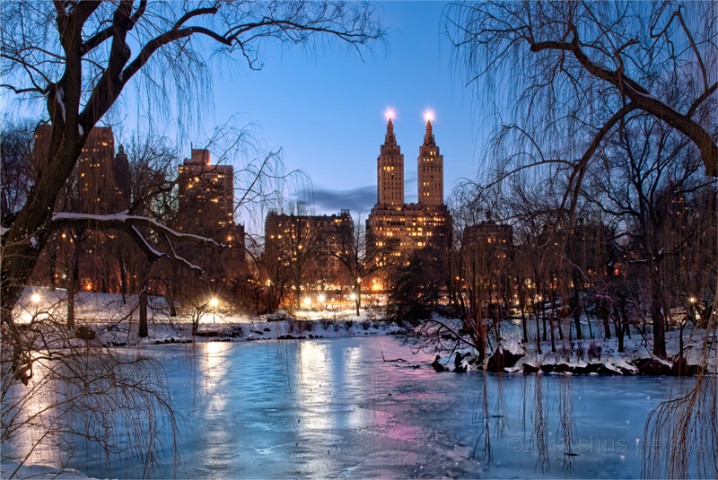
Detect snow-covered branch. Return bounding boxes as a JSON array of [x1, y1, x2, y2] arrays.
[[50, 211, 224, 273]]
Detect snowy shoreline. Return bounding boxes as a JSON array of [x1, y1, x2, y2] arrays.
[[11, 288, 717, 377]]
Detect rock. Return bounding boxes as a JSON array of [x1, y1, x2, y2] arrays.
[[540, 364, 555, 373], [635, 358, 672, 375], [552, 363, 570, 373], [432, 355, 448, 372], [671, 357, 703, 376], [487, 347, 525, 372], [523, 363, 540, 374]]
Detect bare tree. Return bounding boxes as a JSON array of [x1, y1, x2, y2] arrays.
[[448, 0, 718, 192], [583, 113, 711, 358], [1, 301, 177, 477], [0, 119, 36, 225], [328, 216, 383, 315], [0, 0, 383, 325]]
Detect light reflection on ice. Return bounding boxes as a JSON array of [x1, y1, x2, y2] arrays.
[[4, 337, 708, 479]]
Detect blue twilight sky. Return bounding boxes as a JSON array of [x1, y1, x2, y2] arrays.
[[179, 1, 494, 227], [4, 2, 497, 232]]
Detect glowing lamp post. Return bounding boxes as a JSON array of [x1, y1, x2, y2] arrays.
[[302, 296, 312, 309], [207, 297, 220, 323]]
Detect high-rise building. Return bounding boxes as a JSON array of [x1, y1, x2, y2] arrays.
[[31, 124, 131, 292], [177, 149, 234, 231], [377, 118, 404, 208], [264, 210, 353, 293], [367, 118, 452, 277], [33, 124, 130, 214], [417, 120, 443, 206], [176, 149, 246, 284]]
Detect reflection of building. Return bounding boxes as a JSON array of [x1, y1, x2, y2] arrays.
[[264, 210, 353, 292], [366, 119, 452, 269], [176, 149, 246, 284]]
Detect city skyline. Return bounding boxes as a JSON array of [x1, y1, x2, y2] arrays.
[[118, 2, 488, 223]]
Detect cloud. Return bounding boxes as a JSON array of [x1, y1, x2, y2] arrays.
[[295, 171, 420, 215], [296, 185, 377, 215]]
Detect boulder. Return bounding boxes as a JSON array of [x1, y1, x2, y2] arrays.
[[635, 358, 672, 375], [487, 347, 525, 372]]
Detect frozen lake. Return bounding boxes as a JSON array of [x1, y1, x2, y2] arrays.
[[5, 336, 703, 478]]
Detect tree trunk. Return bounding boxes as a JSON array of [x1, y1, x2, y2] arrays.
[[119, 255, 127, 303], [66, 269, 75, 330], [649, 271, 667, 359], [1, 130, 85, 326], [570, 287, 583, 340], [48, 243, 57, 290], [169, 261, 178, 317], [67, 240, 81, 329], [586, 310, 594, 339], [138, 263, 152, 338]]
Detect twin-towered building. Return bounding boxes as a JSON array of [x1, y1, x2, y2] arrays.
[[262, 116, 453, 295], [366, 118, 452, 266]]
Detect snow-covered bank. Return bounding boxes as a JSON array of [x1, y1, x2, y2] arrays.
[[0, 462, 91, 480], [425, 315, 717, 376], [11, 288, 716, 375], [11, 288, 403, 347]]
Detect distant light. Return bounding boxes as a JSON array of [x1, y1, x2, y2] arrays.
[[350, 293, 357, 301], [208, 297, 219, 308], [688, 296, 697, 304], [30, 293, 42, 304], [302, 297, 312, 307], [384, 108, 396, 121], [318, 294, 326, 303], [423, 109, 435, 123]]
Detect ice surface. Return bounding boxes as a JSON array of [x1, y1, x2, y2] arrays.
[[8, 336, 704, 479]]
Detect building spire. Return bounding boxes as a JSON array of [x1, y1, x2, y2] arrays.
[[423, 119, 435, 146], [385, 118, 396, 145], [380, 117, 401, 156]]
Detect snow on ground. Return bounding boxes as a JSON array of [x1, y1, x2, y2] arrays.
[[1, 462, 90, 480], [487, 317, 717, 375], [12, 287, 717, 375], [12, 288, 402, 347]]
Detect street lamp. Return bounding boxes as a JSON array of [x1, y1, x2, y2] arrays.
[[302, 296, 312, 308], [208, 297, 219, 309], [30, 293, 42, 305]]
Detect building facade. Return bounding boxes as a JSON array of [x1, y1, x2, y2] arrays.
[[264, 210, 354, 302], [366, 119, 452, 276], [177, 149, 235, 232], [33, 124, 131, 214], [176, 149, 246, 286], [31, 125, 132, 292]]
